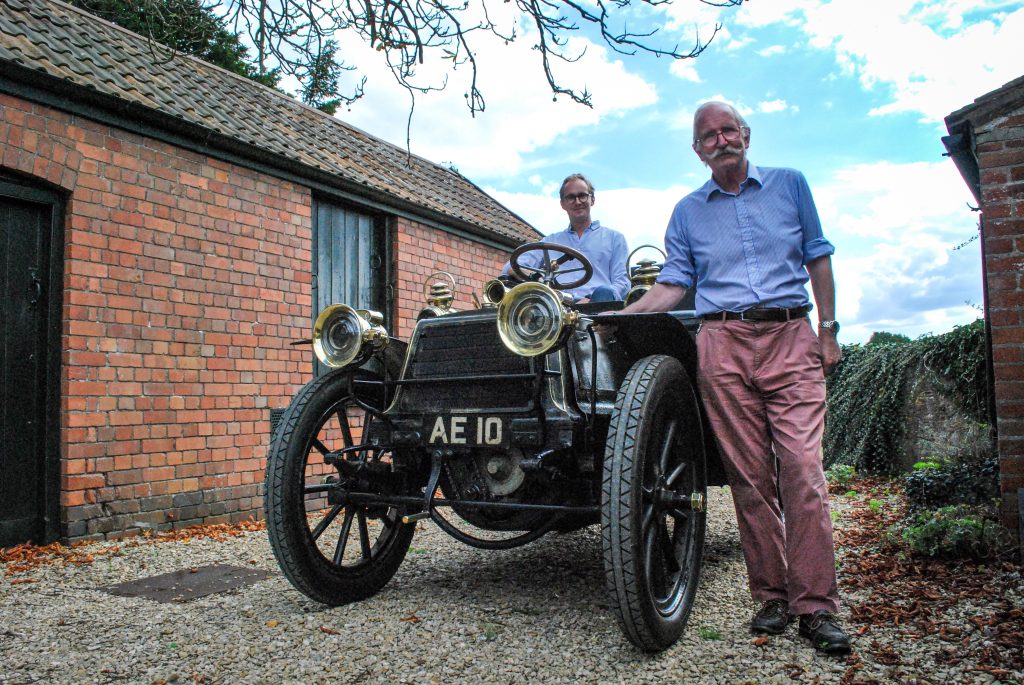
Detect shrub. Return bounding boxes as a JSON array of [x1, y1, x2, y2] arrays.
[[825, 464, 856, 489], [912, 460, 942, 470], [901, 454, 1000, 512], [890, 505, 1013, 560]]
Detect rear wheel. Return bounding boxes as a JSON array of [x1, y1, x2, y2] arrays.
[[602, 354, 707, 651], [265, 369, 415, 605]]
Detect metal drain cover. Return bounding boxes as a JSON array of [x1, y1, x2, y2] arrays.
[[101, 564, 272, 603]]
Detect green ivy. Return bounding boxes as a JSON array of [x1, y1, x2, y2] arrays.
[[824, 319, 989, 473], [887, 504, 1013, 560]]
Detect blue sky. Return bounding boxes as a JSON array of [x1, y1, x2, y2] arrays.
[[317, 0, 1022, 344]]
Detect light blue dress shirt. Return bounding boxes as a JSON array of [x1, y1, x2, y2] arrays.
[[504, 221, 631, 301], [656, 164, 835, 316]]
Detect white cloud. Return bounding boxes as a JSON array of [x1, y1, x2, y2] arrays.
[[730, 0, 1024, 123], [811, 161, 982, 342], [723, 35, 754, 51], [757, 45, 786, 57], [332, 24, 658, 180], [757, 99, 796, 114], [669, 58, 702, 83]]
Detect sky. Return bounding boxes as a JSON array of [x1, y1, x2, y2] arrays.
[[309, 0, 1022, 344]]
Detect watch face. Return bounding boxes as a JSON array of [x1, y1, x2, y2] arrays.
[[820, 320, 840, 332]]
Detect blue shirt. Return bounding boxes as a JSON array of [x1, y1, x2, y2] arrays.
[[504, 221, 631, 300], [656, 164, 834, 316]]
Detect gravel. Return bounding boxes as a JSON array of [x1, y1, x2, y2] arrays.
[[1, 487, 1020, 685]]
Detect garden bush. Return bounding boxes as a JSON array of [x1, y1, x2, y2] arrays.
[[901, 455, 1000, 512], [888, 504, 1013, 561]]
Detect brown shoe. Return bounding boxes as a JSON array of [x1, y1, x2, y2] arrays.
[[799, 610, 852, 655], [751, 599, 793, 635]]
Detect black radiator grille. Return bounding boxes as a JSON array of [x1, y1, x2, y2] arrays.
[[397, 314, 534, 412]]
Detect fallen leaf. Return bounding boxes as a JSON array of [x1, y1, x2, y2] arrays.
[[752, 636, 768, 646], [319, 626, 340, 635], [265, 620, 280, 627], [400, 614, 420, 623]]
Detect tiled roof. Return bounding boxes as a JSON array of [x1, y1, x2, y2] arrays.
[[0, 0, 540, 244], [945, 74, 1024, 131]]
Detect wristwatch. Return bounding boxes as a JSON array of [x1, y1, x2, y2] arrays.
[[818, 320, 840, 334]]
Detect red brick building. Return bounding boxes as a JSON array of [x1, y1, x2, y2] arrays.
[[0, 0, 539, 545], [944, 75, 1024, 543]]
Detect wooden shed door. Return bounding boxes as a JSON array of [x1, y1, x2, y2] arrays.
[[0, 181, 62, 546], [312, 200, 389, 376]]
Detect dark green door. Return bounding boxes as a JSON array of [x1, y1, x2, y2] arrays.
[[0, 181, 62, 547], [312, 200, 389, 377]]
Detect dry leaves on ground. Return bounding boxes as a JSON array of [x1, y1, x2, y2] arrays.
[[834, 478, 1023, 682], [0, 518, 266, 576]]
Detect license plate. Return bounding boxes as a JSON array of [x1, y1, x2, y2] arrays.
[[426, 415, 506, 446]]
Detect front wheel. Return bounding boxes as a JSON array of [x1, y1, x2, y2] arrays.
[[265, 369, 415, 605], [602, 355, 708, 651]]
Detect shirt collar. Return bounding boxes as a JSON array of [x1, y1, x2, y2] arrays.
[[562, 220, 601, 234], [701, 163, 763, 201]]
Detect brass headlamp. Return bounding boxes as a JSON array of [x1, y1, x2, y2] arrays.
[[312, 304, 389, 368], [497, 282, 579, 357], [482, 278, 511, 306]]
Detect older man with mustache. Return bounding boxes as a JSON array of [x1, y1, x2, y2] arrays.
[[612, 101, 850, 655]]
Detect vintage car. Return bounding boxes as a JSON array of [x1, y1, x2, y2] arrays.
[[264, 242, 726, 652]]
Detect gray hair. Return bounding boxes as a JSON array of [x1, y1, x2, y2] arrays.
[[559, 173, 595, 198], [692, 101, 749, 145]]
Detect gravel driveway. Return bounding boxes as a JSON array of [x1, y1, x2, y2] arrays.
[[1, 487, 1020, 685]]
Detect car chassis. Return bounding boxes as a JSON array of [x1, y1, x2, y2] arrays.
[[264, 242, 726, 651]]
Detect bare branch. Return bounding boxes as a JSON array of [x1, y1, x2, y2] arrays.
[[211, 0, 739, 115]]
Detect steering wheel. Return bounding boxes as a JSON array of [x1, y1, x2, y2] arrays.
[[509, 242, 594, 291]]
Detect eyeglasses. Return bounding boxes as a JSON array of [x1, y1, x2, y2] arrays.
[[695, 126, 747, 149], [561, 192, 593, 204]]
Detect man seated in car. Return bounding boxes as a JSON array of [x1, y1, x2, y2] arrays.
[[502, 173, 630, 303]]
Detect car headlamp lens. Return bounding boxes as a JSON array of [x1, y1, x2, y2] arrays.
[[497, 283, 576, 356], [313, 304, 388, 368]]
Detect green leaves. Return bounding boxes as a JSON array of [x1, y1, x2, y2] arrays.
[[697, 626, 721, 640], [889, 505, 1013, 560], [824, 319, 988, 474]]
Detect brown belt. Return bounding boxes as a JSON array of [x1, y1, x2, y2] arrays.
[[702, 306, 810, 322]]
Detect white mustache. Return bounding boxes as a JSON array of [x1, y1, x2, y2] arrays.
[[705, 145, 744, 159]]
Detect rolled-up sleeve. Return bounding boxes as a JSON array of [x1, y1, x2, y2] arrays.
[[794, 171, 835, 264]]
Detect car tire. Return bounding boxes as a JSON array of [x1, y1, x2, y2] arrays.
[[601, 354, 708, 652], [265, 368, 415, 605]]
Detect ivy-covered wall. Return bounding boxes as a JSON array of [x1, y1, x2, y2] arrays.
[[825, 320, 989, 473]]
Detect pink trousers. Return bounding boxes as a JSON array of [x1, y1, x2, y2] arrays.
[[697, 318, 840, 615]]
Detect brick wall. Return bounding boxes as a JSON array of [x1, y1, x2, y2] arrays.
[[3, 94, 313, 540], [977, 103, 1024, 534], [392, 218, 509, 337], [1, 94, 517, 542]]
